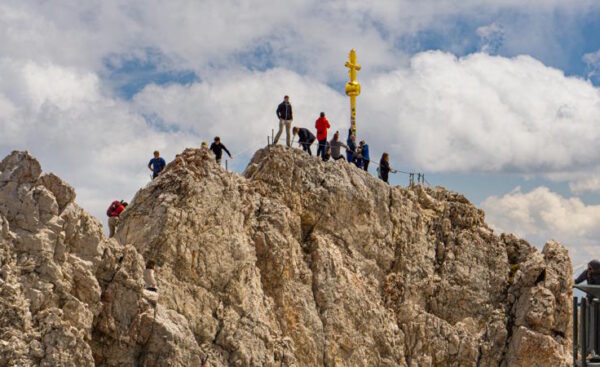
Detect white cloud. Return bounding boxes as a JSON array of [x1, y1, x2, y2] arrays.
[[481, 186, 600, 269], [0, 59, 199, 225], [361, 52, 600, 175], [583, 49, 600, 79], [569, 175, 600, 194]]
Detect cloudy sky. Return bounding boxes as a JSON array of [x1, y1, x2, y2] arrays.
[[1, 1, 600, 273]]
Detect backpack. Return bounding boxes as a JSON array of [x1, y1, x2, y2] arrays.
[[107, 200, 120, 217]]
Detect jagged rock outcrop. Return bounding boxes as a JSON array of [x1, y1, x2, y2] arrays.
[[0, 147, 573, 366]]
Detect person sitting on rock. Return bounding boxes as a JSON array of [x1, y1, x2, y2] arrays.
[[144, 260, 158, 292], [148, 150, 166, 179], [292, 127, 316, 156], [575, 260, 600, 285], [209, 136, 232, 165], [329, 131, 348, 161], [106, 200, 127, 238]]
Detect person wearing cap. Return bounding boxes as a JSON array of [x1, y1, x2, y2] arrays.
[[293, 126, 316, 155], [274, 95, 293, 147]]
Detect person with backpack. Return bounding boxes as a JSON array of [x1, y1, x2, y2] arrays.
[[357, 140, 370, 171], [210, 136, 232, 164], [148, 151, 166, 179], [106, 200, 128, 237], [378, 152, 396, 184], [346, 129, 357, 164], [315, 112, 330, 161], [292, 126, 316, 155], [329, 131, 348, 161], [274, 95, 293, 147]]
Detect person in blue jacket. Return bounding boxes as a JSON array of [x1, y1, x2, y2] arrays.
[[148, 150, 166, 179], [346, 129, 357, 163], [357, 140, 370, 171]]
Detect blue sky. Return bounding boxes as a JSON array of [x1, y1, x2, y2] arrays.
[[1, 1, 600, 272]]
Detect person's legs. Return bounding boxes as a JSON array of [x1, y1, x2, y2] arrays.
[[317, 139, 326, 160], [108, 217, 118, 238], [284, 120, 292, 147], [273, 119, 284, 145], [302, 143, 312, 155], [363, 161, 369, 171]]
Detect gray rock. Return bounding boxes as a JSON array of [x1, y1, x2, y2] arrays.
[[0, 148, 573, 366]]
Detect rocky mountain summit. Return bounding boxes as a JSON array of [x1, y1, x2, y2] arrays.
[[0, 146, 573, 366]]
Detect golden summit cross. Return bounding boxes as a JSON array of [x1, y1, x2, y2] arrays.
[[344, 49, 361, 136]]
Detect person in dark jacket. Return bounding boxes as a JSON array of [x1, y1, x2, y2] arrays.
[[274, 95, 293, 147], [378, 152, 396, 184], [292, 127, 316, 155], [357, 140, 370, 171], [209, 136, 232, 164], [575, 260, 600, 285], [346, 129, 357, 163]]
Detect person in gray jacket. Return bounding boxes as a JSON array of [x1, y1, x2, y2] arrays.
[[575, 260, 600, 285], [329, 131, 348, 161]]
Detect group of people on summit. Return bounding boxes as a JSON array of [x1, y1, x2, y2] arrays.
[[275, 95, 396, 183], [107, 94, 400, 295]]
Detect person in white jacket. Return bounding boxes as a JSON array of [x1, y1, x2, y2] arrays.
[[144, 260, 158, 292]]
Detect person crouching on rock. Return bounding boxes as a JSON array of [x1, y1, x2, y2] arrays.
[[575, 260, 600, 285], [292, 126, 316, 156], [329, 131, 348, 161], [209, 136, 232, 165], [106, 200, 127, 238], [144, 260, 158, 292]]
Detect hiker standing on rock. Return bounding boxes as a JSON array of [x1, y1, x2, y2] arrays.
[[106, 200, 127, 238], [329, 131, 348, 161], [346, 129, 357, 164], [378, 152, 396, 184], [292, 127, 316, 156], [357, 140, 370, 171], [274, 95, 293, 147], [210, 136, 232, 165], [148, 151, 166, 179], [315, 112, 330, 161], [144, 260, 158, 292]]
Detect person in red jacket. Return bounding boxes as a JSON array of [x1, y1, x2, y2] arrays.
[[315, 112, 330, 161], [107, 200, 128, 237]]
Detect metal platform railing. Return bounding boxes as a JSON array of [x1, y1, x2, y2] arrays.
[[574, 285, 600, 367]]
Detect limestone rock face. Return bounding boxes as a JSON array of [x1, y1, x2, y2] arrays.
[[0, 147, 573, 366]]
